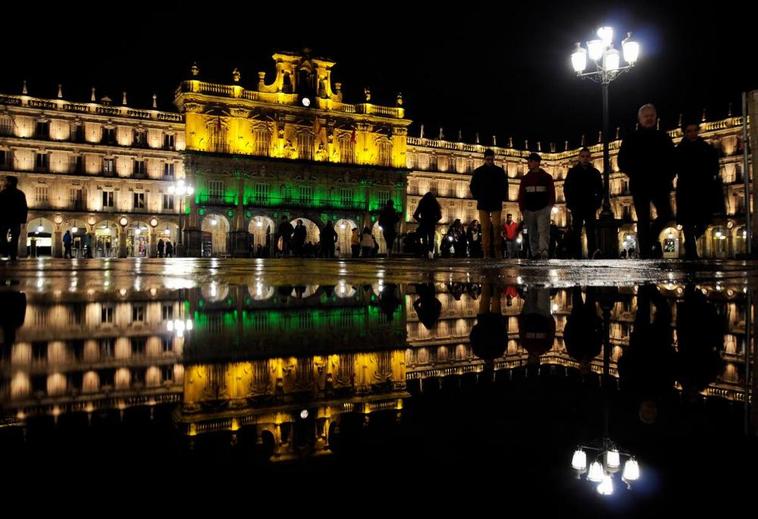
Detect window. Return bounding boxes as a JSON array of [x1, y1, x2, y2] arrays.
[[35, 153, 49, 171], [101, 338, 114, 358], [254, 183, 269, 202], [340, 135, 355, 163], [0, 115, 12, 136], [102, 190, 115, 208], [163, 134, 175, 150], [70, 188, 84, 210], [132, 305, 145, 322], [131, 338, 146, 356], [378, 192, 390, 207], [34, 120, 49, 139], [163, 162, 175, 178], [101, 305, 114, 323], [209, 180, 224, 200], [103, 128, 116, 145], [163, 194, 174, 211], [103, 158, 115, 175], [133, 160, 146, 176], [339, 188, 353, 207], [253, 127, 271, 156], [161, 304, 173, 321], [378, 140, 392, 167], [161, 366, 173, 382], [161, 337, 173, 353], [133, 130, 146, 147], [299, 186, 313, 204], [34, 185, 49, 204], [133, 192, 145, 210], [297, 132, 314, 160]]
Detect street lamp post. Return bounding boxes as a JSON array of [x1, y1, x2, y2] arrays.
[[168, 179, 194, 257], [571, 28, 640, 258]]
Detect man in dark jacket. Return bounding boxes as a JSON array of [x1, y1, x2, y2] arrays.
[[469, 149, 508, 258], [0, 176, 28, 261], [292, 219, 307, 257], [675, 122, 721, 259], [618, 104, 675, 258], [517, 153, 555, 259], [564, 147, 604, 258], [378, 199, 400, 257], [277, 216, 294, 257]]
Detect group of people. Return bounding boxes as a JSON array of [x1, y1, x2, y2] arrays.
[[412, 102, 725, 260]]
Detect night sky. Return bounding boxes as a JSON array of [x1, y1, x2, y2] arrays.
[[3, 0, 755, 148]]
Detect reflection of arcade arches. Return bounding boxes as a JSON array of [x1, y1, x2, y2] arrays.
[[248, 280, 275, 300], [335, 219, 357, 257], [248, 216, 275, 256], [291, 285, 319, 299], [335, 280, 356, 298], [201, 214, 230, 256], [201, 282, 229, 302], [658, 226, 681, 259], [26, 217, 54, 257]]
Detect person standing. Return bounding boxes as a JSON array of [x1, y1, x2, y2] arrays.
[[618, 103, 675, 258], [502, 213, 520, 258], [277, 216, 294, 257], [0, 176, 28, 262], [157, 238, 165, 258], [675, 121, 721, 259], [469, 149, 509, 258], [350, 227, 361, 258], [517, 153, 555, 259], [63, 230, 73, 259], [564, 147, 603, 258], [320, 220, 337, 258], [378, 199, 400, 257], [413, 192, 442, 259]]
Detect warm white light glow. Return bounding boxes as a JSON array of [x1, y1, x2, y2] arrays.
[[572, 449, 587, 471], [606, 449, 621, 469], [71, 227, 79, 233], [622, 458, 640, 481], [603, 47, 620, 72], [302, 97, 311, 107], [597, 474, 614, 495], [588, 461, 604, 482], [622, 36, 640, 64], [587, 39, 604, 61], [597, 26, 614, 47], [300, 409, 309, 419], [571, 44, 587, 73]]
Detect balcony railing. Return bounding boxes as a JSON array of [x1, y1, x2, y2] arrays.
[[196, 194, 237, 206]]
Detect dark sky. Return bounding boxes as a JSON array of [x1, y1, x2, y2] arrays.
[[3, 1, 755, 148]]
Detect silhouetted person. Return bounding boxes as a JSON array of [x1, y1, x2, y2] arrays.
[[563, 286, 603, 373], [292, 220, 307, 257], [413, 192, 442, 259], [413, 283, 442, 330], [320, 221, 337, 258], [676, 283, 724, 399], [618, 104, 675, 258], [165, 241, 174, 257], [63, 230, 73, 259], [675, 121, 723, 259], [470, 282, 508, 379], [564, 147, 603, 258], [0, 287, 26, 346], [469, 149, 508, 258], [467, 219, 482, 258], [157, 238, 165, 258], [377, 283, 401, 322], [0, 176, 28, 262], [518, 286, 556, 364], [518, 153, 555, 259], [378, 200, 400, 257], [278, 216, 294, 257], [618, 285, 677, 424], [350, 227, 361, 258]]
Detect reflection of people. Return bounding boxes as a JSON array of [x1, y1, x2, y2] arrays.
[[377, 283, 401, 322], [676, 283, 724, 398], [413, 283, 442, 330], [518, 286, 556, 363], [618, 285, 676, 424], [470, 283, 508, 377], [563, 287, 603, 373], [0, 287, 27, 346]]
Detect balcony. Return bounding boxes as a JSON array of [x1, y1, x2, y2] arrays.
[[196, 194, 237, 206], [243, 196, 367, 211]]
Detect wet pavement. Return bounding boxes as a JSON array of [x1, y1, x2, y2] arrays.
[[1, 258, 757, 512]]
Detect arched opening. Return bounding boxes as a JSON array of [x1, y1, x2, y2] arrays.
[[709, 225, 729, 258], [26, 217, 54, 257], [201, 214, 230, 257], [248, 216, 275, 258], [126, 221, 150, 257], [733, 225, 747, 256], [659, 227, 681, 259], [618, 228, 638, 259], [335, 219, 357, 257], [287, 218, 320, 256], [156, 222, 179, 257], [60, 218, 89, 258], [372, 221, 387, 255], [94, 220, 119, 258]]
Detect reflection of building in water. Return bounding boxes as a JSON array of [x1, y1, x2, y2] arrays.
[[177, 351, 407, 461], [1, 288, 187, 421], [405, 283, 751, 401]]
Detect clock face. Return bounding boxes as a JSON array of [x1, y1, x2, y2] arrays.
[[302, 97, 311, 107]]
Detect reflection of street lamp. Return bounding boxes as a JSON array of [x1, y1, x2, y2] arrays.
[[571, 287, 640, 495], [168, 179, 194, 256], [571, 27, 640, 257], [167, 318, 193, 338]]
